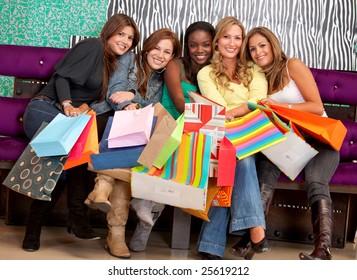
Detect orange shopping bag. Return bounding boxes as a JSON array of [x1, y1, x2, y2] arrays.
[[269, 104, 347, 151], [180, 178, 222, 221], [63, 111, 99, 170]]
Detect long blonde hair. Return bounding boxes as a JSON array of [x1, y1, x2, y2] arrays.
[[210, 16, 252, 93]]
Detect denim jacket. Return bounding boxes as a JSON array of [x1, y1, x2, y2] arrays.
[[107, 53, 165, 110], [106, 51, 136, 111]]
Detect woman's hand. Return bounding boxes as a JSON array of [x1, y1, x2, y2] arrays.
[[63, 105, 81, 117], [226, 111, 235, 122], [260, 97, 279, 106], [109, 91, 135, 104], [63, 103, 89, 117]]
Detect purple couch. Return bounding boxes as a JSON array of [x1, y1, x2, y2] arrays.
[[0, 44, 356, 250], [0, 44, 68, 168], [0, 44, 68, 80], [0, 44, 69, 225]]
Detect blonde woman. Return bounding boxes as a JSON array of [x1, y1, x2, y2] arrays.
[[196, 17, 270, 260]]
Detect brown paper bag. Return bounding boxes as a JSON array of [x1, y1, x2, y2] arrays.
[[137, 103, 180, 169]]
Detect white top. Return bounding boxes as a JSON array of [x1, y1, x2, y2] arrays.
[[269, 59, 327, 117]]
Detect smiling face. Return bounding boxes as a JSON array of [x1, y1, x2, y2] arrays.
[[187, 30, 213, 65], [248, 33, 273, 68], [107, 25, 135, 56], [216, 24, 243, 62], [146, 38, 174, 71]]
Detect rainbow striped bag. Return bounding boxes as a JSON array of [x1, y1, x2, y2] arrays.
[[131, 132, 212, 210], [225, 109, 286, 160]]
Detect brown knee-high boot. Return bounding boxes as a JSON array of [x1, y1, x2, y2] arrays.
[[299, 199, 333, 260], [85, 174, 114, 213], [106, 179, 131, 258]]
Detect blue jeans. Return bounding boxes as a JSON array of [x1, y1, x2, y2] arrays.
[[23, 97, 62, 139], [23, 97, 113, 140], [197, 155, 266, 258]]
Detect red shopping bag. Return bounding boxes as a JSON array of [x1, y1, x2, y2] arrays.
[[63, 111, 98, 170]]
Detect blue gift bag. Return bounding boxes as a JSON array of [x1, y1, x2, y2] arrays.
[[30, 112, 91, 157]]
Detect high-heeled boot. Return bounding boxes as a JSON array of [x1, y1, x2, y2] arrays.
[[260, 183, 275, 216], [129, 201, 165, 252], [66, 165, 100, 239], [22, 181, 65, 251], [299, 199, 333, 260], [106, 179, 131, 258], [84, 174, 114, 213]]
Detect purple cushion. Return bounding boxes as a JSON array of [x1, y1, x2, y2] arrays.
[[279, 162, 357, 186], [330, 162, 357, 185], [0, 137, 28, 161], [310, 68, 357, 105], [339, 119, 357, 162], [0, 44, 68, 80], [0, 96, 31, 137]]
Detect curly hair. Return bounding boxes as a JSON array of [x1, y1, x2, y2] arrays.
[[210, 16, 252, 94]]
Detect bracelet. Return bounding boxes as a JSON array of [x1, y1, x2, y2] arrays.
[[62, 101, 73, 109]]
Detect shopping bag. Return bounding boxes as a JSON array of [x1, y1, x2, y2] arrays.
[[216, 136, 236, 186], [3, 122, 67, 201], [137, 109, 184, 169], [248, 102, 319, 180], [88, 162, 131, 183], [65, 112, 94, 160], [90, 116, 156, 170], [262, 131, 318, 180], [180, 178, 221, 221], [30, 112, 91, 157], [208, 137, 236, 186], [225, 109, 286, 159], [186, 91, 226, 153], [188, 90, 222, 107], [108, 104, 154, 148], [63, 111, 99, 170], [212, 185, 232, 207], [184, 102, 225, 154], [268, 104, 347, 151], [181, 178, 233, 221], [131, 132, 212, 210]]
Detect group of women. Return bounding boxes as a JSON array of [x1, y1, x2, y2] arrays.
[[21, 13, 338, 261]]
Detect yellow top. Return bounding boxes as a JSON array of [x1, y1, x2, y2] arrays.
[[197, 63, 267, 111]]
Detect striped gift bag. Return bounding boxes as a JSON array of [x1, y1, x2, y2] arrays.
[[225, 109, 286, 160], [131, 132, 212, 210]]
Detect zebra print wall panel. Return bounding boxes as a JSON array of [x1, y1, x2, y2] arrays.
[[106, 0, 357, 71]]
